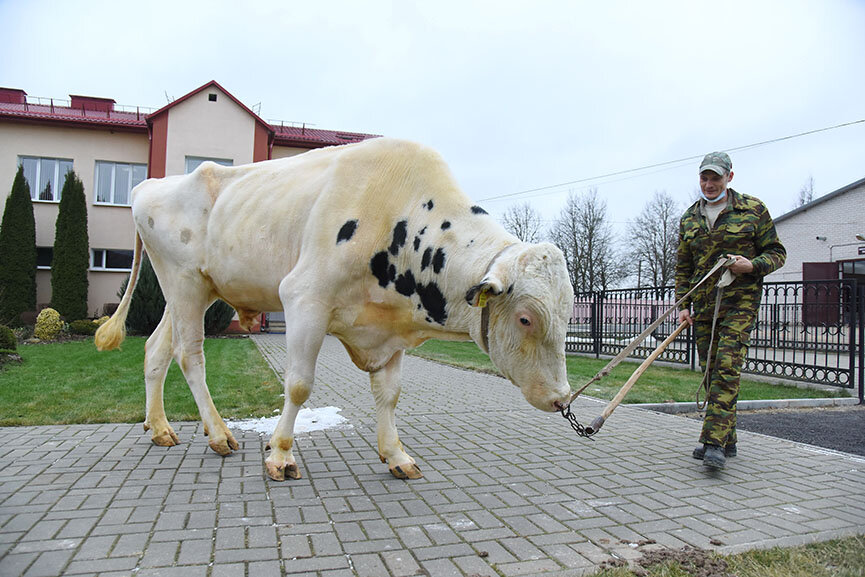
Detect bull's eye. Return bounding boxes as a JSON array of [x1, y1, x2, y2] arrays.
[[519, 317, 531, 327]]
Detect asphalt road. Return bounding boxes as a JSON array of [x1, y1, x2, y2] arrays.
[[735, 405, 865, 457]]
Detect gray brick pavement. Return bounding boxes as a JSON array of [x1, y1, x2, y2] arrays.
[[1, 333, 863, 576]]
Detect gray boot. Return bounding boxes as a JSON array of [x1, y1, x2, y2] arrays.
[[702, 444, 726, 469], [692, 443, 737, 459]]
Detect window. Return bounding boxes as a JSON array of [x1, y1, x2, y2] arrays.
[[36, 247, 53, 270], [95, 161, 147, 205], [185, 156, 232, 174], [91, 249, 134, 271], [19, 156, 73, 202]]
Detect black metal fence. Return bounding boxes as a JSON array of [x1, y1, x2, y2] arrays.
[[569, 280, 864, 401]]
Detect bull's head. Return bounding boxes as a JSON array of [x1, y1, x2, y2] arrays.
[[466, 243, 574, 412]]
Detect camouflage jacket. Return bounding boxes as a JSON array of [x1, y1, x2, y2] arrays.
[[675, 188, 786, 322]]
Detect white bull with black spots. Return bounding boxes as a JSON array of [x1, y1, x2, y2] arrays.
[[96, 138, 574, 481]]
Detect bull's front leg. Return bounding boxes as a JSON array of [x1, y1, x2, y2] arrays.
[[265, 292, 327, 481], [371, 350, 422, 479]]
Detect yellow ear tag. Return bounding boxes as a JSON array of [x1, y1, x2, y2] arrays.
[[477, 290, 489, 308]]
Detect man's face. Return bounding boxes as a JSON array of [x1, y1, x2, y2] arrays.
[[699, 170, 733, 202]]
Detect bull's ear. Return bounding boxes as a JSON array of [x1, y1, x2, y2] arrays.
[[465, 277, 505, 307]]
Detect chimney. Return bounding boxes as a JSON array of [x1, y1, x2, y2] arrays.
[[0, 87, 27, 104], [70, 95, 116, 113]]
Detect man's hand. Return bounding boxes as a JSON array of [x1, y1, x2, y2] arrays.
[[727, 254, 754, 274], [678, 309, 692, 326]]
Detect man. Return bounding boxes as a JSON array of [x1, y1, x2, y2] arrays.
[[676, 152, 786, 469]]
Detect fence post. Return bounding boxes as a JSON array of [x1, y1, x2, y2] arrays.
[[854, 284, 865, 405], [592, 291, 601, 358]]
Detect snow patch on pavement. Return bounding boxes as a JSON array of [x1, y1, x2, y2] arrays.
[[228, 406, 351, 436]]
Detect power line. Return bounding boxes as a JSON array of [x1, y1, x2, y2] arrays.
[[478, 118, 865, 203]]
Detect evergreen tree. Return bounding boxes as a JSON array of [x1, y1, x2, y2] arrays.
[[120, 254, 236, 335], [119, 254, 166, 335], [0, 166, 37, 326], [204, 299, 236, 335], [51, 171, 90, 320]]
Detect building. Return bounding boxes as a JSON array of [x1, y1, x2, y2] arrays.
[[0, 80, 378, 326], [766, 176, 865, 284]]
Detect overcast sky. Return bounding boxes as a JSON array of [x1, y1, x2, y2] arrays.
[[3, 0, 864, 237]]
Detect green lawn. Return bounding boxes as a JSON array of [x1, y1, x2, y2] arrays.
[[408, 340, 849, 404], [0, 337, 281, 426]]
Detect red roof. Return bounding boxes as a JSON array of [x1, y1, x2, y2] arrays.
[[0, 101, 148, 131], [0, 82, 380, 147], [272, 124, 378, 148]]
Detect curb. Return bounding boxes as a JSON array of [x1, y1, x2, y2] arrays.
[[628, 396, 861, 414]]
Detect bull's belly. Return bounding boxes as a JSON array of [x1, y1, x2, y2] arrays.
[[211, 277, 283, 312]]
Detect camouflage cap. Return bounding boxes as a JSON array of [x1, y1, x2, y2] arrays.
[[699, 151, 732, 176]]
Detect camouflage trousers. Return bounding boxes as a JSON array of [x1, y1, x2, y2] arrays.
[[694, 310, 754, 447]]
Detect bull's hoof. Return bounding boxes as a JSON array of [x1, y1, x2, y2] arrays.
[[208, 432, 239, 456], [390, 463, 423, 480], [266, 460, 302, 481], [151, 430, 180, 446]]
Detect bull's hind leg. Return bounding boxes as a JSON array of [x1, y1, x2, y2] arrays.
[[143, 310, 179, 446], [371, 351, 421, 479], [169, 290, 238, 456]]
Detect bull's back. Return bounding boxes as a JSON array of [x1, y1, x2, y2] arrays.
[[134, 138, 477, 313]]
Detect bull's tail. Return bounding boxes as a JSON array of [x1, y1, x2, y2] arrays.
[[95, 232, 143, 351]]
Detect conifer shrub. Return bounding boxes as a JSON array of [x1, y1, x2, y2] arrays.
[[34, 308, 63, 341], [69, 319, 98, 336], [119, 255, 165, 335], [204, 300, 236, 335], [51, 171, 89, 321], [0, 324, 16, 352], [0, 166, 37, 326], [119, 255, 236, 335]]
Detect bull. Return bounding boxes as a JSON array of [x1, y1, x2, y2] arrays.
[[96, 138, 574, 481]]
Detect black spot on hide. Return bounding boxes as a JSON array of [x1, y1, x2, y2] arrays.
[[421, 247, 433, 271], [441, 221, 451, 230], [370, 251, 390, 287], [413, 236, 421, 251], [389, 220, 408, 256], [416, 282, 447, 324], [337, 219, 358, 244], [507, 284, 514, 294], [432, 248, 446, 273], [419, 226, 427, 235], [423, 200, 434, 210], [471, 205, 488, 215], [395, 270, 417, 296]]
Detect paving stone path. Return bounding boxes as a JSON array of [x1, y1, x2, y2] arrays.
[[1, 333, 864, 576]]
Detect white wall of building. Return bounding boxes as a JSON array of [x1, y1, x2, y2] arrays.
[[0, 122, 148, 314], [164, 87, 256, 176], [767, 181, 865, 282], [271, 145, 312, 160]]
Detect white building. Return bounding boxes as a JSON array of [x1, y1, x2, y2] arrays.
[[0, 80, 378, 328], [766, 176, 865, 284]]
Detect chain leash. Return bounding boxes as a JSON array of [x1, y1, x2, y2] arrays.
[[558, 404, 598, 439]]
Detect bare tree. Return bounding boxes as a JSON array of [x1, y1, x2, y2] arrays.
[[549, 188, 627, 293], [796, 175, 815, 208], [627, 190, 680, 288], [501, 202, 543, 243]]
